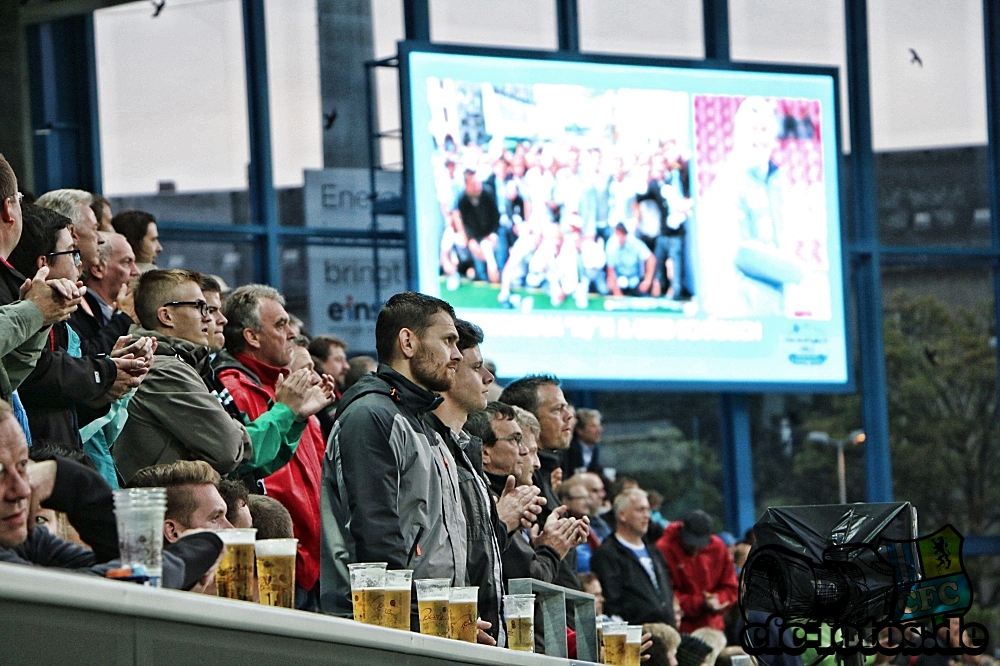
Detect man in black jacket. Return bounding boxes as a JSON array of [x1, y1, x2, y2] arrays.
[[466, 402, 582, 586], [9, 204, 149, 448], [499, 374, 585, 591], [321, 292, 467, 620], [426, 319, 512, 645], [69, 231, 139, 357], [591, 488, 676, 626]]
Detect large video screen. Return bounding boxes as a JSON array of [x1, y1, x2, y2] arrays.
[[402, 45, 849, 390]]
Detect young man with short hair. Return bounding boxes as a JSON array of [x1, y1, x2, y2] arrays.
[[113, 269, 252, 483], [129, 460, 235, 542], [321, 291, 467, 619], [426, 320, 544, 645], [10, 205, 150, 450]]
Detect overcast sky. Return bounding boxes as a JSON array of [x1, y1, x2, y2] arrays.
[[95, 0, 988, 196]]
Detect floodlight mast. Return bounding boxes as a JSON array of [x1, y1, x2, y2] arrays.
[[807, 430, 866, 504]]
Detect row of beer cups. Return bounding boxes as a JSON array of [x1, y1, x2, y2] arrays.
[[214, 528, 298, 608], [348, 562, 536, 651]]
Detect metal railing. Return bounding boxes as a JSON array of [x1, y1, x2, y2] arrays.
[[508, 578, 598, 662]]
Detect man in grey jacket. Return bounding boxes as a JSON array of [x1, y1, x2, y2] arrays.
[[113, 269, 252, 483], [320, 292, 467, 622]]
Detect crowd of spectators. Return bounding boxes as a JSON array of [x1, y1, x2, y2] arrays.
[[434, 136, 695, 308], [0, 150, 757, 663]]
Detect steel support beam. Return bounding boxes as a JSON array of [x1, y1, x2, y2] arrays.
[[403, 0, 430, 42], [241, 0, 280, 287], [556, 0, 579, 52], [25, 14, 100, 193], [702, 0, 729, 60], [702, 0, 754, 531], [719, 394, 756, 537], [983, 1, 1000, 445], [845, 0, 893, 502]]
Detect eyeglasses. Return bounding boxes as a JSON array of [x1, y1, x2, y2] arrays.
[[7, 192, 23, 205], [163, 300, 210, 317], [496, 433, 523, 445], [46, 249, 81, 266]]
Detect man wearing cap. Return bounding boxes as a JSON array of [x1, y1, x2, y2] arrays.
[[654, 509, 738, 632]]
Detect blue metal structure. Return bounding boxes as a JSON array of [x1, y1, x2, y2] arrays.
[[25, 14, 101, 194], [983, 0, 1000, 427], [241, 0, 281, 288], [845, 0, 894, 504], [699, 0, 757, 538]]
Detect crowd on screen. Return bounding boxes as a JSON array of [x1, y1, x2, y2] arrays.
[[1, 151, 942, 666], [432, 136, 696, 308]]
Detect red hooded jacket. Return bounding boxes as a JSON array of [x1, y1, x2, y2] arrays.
[[655, 521, 738, 633], [216, 353, 324, 591]]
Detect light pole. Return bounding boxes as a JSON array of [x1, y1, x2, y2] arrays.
[[807, 429, 866, 504]]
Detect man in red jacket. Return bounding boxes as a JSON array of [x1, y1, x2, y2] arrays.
[[215, 284, 334, 611], [655, 509, 738, 632]]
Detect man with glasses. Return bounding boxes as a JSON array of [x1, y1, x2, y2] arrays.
[[465, 401, 584, 587], [114, 269, 253, 484], [500, 373, 586, 590], [8, 204, 148, 452], [69, 232, 140, 356], [35, 189, 105, 277], [0, 154, 84, 413]]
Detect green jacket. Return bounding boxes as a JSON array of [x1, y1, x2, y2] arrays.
[[0, 301, 48, 403], [208, 350, 305, 479]]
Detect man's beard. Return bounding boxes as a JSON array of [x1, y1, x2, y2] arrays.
[[411, 343, 453, 392]]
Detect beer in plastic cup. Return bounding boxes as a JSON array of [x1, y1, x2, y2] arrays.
[[348, 562, 387, 624], [626, 625, 643, 666], [415, 578, 451, 638], [504, 593, 535, 652], [602, 620, 628, 665], [255, 538, 297, 608], [379, 569, 413, 630], [215, 528, 257, 601], [113, 488, 167, 586], [448, 586, 479, 642]]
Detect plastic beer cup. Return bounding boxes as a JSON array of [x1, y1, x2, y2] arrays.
[[448, 587, 479, 642], [504, 594, 535, 652], [112, 488, 167, 586], [348, 562, 387, 624], [254, 538, 297, 608], [415, 578, 451, 638], [626, 625, 643, 666], [602, 620, 628, 665], [379, 569, 413, 630], [215, 528, 257, 601]]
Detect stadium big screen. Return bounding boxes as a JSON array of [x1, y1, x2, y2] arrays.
[[400, 44, 849, 390]]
